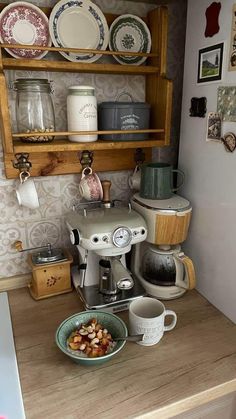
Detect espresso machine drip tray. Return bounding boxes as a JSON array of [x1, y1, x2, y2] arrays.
[[77, 280, 146, 313]]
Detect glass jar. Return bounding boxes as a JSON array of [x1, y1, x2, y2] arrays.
[[14, 78, 56, 143], [67, 85, 97, 143]]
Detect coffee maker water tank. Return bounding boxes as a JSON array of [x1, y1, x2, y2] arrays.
[[131, 193, 192, 245]]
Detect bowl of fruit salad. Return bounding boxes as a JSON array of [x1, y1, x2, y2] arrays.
[[55, 311, 128, 365]]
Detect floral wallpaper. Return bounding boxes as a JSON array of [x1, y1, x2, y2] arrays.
[[0, 0, 187, 279]]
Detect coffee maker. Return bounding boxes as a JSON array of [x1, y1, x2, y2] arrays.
[[66, 181, 147, 312], [131, 193, 196, 300]]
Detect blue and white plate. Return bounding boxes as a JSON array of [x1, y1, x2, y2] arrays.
[[49, 0, 109, 63], [109, 14, 151, 66]]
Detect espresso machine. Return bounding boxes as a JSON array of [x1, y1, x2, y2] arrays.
[[66, 181, 147, 312]]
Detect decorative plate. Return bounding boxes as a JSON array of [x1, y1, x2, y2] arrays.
[[222, 132, 236, 152], [109, 14, 152, 66], [49, 0, 109, 63], [0, 2, 51, 59]]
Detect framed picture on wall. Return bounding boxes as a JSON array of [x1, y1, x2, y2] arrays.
[[197, 42, 224, 84], [228, 4, 236, 71]]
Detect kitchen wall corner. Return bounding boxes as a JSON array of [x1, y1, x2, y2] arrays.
[[0, 0, 187, 279]]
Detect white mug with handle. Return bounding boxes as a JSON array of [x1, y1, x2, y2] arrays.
[[15, 171, 39, 210], [129, 297, 177, 346], [128, 164, 141, 191]]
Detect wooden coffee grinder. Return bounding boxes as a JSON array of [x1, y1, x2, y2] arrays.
[[14, 241, 73, 300]]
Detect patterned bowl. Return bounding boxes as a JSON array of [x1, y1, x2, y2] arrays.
[[55, 311, 128, 366]]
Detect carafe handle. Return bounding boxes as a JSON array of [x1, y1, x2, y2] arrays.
[[174, 253, 196, 290], [172, 169, 185, 192]]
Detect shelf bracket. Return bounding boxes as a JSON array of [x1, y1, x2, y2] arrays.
[[79, 150, 94, 172], [134, 148, 146, 166], [12, 153, 32, 181]]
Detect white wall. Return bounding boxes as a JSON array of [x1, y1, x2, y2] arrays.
[[179, 0, 236, 323]]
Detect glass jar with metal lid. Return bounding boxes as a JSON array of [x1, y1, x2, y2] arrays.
[[14, 78, 56, 143], [67, 85, 97, 143]]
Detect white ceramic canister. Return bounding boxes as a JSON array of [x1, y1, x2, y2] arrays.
[[67, 85, 98, 142]]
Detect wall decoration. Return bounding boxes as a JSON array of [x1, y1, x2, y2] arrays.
[[217, 86, 236, 121], [189, 97, 207, 117], [222, 132, 236, 152], [228, 4, 236, 70], [205, 2, 221, 38], [197, 42, 224, 83], [206, 112, 221, 141]]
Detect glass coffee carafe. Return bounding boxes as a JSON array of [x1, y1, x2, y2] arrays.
[[141, 244, 196, 290], [14, 78, 56, 143]]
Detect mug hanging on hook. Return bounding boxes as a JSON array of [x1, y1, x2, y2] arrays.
[[19, 170, 31, 183], [78, 166, 103, 201], [78, 150, 103, 201], [128, 148, 145, 191], [13, 154, 39, 209], [16, 172, 39, 209]]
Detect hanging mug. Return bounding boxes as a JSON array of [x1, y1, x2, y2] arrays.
[[79, 167, 103, 201], [128, 165, 141, 191], [140, 163, 185, 200], [15, 171, 39, 209]]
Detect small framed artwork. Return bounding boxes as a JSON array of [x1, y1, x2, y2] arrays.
[[228, 4, 236, 71], [197, 42, 224, 84], [206, 112, 221, 141]]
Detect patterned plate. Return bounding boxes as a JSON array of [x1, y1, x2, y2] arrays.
[[0, 2, 51, 59], [49, 0, 109, 63], [109, 14, 152, 66]]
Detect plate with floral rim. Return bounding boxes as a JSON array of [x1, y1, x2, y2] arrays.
[[0, 1, 51, 59], [109, 14, 152, 66], [49, 0, 109, 63]]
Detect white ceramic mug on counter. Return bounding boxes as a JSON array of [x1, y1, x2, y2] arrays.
[[129, 297, 177, 346]]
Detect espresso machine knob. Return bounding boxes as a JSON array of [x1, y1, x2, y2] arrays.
[[70, 229, 80, 245]]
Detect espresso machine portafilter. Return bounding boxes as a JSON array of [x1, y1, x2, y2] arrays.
[[66, 180, 148, 312]]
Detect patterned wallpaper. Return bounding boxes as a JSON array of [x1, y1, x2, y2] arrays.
[[0, 0, 187, 278]]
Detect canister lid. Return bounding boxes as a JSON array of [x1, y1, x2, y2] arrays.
[[68, 85, 95, 95], [15, 78, 49, 84], [14, 78, 51, 92], [68, 85, 95, 90], [31, 248, 67, 265], [132, 193, 191, 211], [99, 101, 150, 109]]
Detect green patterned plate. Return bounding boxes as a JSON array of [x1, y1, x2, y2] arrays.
[[109, 14, 151, 66], [55, 311, 128, 365]]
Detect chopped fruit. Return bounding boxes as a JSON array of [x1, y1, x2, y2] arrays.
[[67, 319, 116, 358]]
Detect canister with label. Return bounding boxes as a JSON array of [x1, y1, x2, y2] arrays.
[[67, 85, 98, 142], [98, 100, 150, 141]]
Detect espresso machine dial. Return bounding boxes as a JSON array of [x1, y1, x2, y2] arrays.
[[112, 227, 132, 248], [70, 229, 80, 245]]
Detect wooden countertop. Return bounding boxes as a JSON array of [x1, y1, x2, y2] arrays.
[[8, 288, 236, 419]]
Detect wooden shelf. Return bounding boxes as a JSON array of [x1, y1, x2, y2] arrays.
[[13, 137, 165, 153], [2, 57, 159, 75], [0, 4, 172, 178]]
